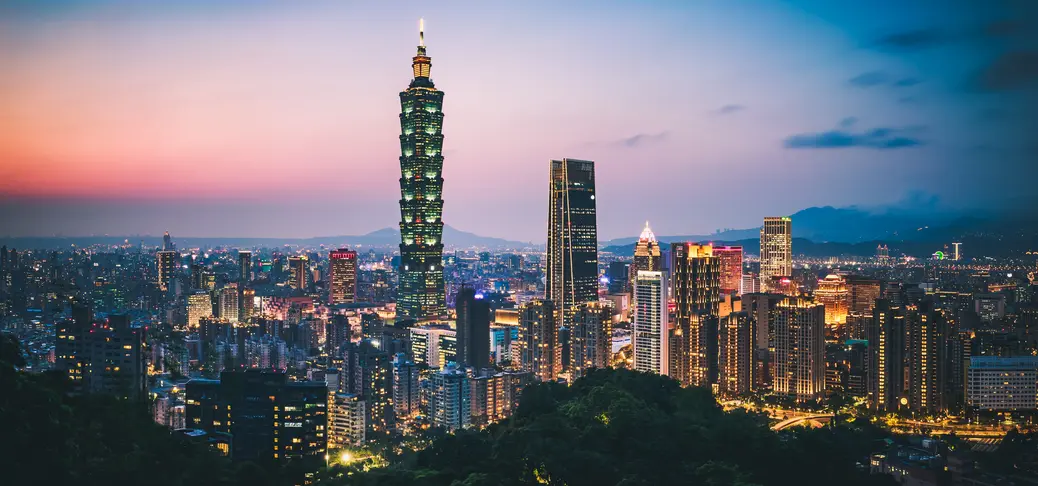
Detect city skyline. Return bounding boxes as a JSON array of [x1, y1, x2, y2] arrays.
[[2, 1, 1036, 240]]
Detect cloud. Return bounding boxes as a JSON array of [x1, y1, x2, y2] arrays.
[[894, 77, 921, 87], [871, 28, 949, 51], [839, 117, 857, 128], [848, 71, 888, 88], [973, 51, 1038, 92], [614, 132, 669, 148], [715, 104, 745, 115], [783, 123, 923, 150]]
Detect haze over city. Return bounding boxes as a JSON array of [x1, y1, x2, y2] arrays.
[[2, 0, 1035, 240]]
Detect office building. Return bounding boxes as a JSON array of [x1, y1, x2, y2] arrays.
[[238, 250, 252, 283], [571, 301, 613, 377], [157, 250, 178, 292], [409, 324, 455, 368], [670, 243, 721, 387], [967, 356, 1038, 411], [55, 308, 145, 399], [714, 246, 743, 296], [846, 276, 882, 315], [329, 248, 358, 305], [326, 315, 350, 355], [773, 298, 825, 402], [187, 291, 213, 329], [184, 370, 327, 473], [633, 271, 668, 376], [815, 274, 849, 326], [455, 285, 490, 368], [518, 299, 556, 381], [741, 273, 760, 295], [392, 353, 421, 423], [759, 216, 792, 292], [546, 158, 599, 372], [719, 311, 755, 396], [868, 299, 906, 412], [396, 22, 446, 321], [629, 221, 662, 296], [163, 230, 174, 251], [288, 256, 309, 290], [607, 261, 629, 294], [426, 363, 471, 432], [743, 293, 784, 386]]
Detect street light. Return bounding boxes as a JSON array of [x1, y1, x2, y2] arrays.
[[340, 451, 352, 464]]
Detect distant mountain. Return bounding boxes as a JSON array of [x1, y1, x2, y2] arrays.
[[0, 225, 536, 250], [600, 205, 971, 247]]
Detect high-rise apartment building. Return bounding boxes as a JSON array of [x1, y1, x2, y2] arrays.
[[518, 299, 556, 382], [633, 271, 668, 376], [408, 324, 456, 368], [773, 298, 825, 402], [629, 222, 661, 295], [344, 340, 395, 436], [391, 353, 421, 423], [288, 256, 309, 290], [714, 246, 744, 296], [187, 290, 213, 328], [670, 243, 721, 387], [157, 250, 178, 292], [906, 303, 945, 414], [546, 158, 598, 373], [328, 392, 366, 448], [184, 370, 327, 476], [816, 274, 849, 326], [759, 217, 792, 292], [868, 299, 906, 412], [455, 285, 490, 368], [719, 311, 755, 396], [570, 301, 613, 377], [396, 23, 446, 321], [743, 292, 785, 387], [55, 309, 145, 399], [426, 363, 471, 432], [329, 248, 358, 305], [238, 250, 252, 283]]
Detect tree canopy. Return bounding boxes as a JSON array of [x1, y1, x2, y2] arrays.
[[338, 368, 895, 486]]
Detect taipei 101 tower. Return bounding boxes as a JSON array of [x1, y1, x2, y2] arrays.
[[396, 19, 446, 321]]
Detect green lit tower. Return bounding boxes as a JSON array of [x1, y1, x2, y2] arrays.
[[397, 19, 446, 321]]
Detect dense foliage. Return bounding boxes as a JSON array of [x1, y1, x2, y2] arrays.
[[0, 333, 279, 486], [340, 368, 895, 486]]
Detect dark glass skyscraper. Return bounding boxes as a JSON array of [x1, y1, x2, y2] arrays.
[[397, 21, 446, 321]]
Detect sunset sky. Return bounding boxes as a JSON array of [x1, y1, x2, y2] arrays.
[[1, 0, 1035, 240]]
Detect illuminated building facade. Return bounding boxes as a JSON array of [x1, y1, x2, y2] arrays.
[[288, 256, 309, 290], [519, 299, 556, 381], [391, 353, 421, 422], [629, 222, 661, 295], [714, 246, 743, 296], [55, 308, 145, 399], [868, 299, 906, 412], [759, 216, 792, 292], [773, 298, 825, 402], [397, 22, 446, 321], [218, 286, 239, 323], [408, 325, 455, 368], [719, 311, 755, 396], [670, 243, 720, 387], [157, 250, 178, 292], [238, 250, 252, 282], [184, 370, 327, 474], [633, 271, 668, 376], [967, 356, 1038, 411], [328, 392, 365, 448], [187, 291, 213, 328], [344, 340, 395, 436], [846, 276, 882, 315], [906, 303, 945, 414], [815, 274, 849, 326], [426, 363, 471, 432], [329, 248, 358, 305], [469, 370, 531, 427], [546, 158, 598, 373], [570, 301, 613, 377]]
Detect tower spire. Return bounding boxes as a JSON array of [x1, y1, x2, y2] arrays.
[[419, 18, 425, 47]]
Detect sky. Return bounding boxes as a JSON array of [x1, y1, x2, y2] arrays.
[[0, 0, 1036, 241]]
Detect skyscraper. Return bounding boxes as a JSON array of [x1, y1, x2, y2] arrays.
[[547, 158, 598, 376], [670, 243, 721, 387], [759, 217, 792, 292], [397, 20, 446, 322], [719, 311, 755, 396], [629, 222, 661, 295], [187, 291, 212, 328], [426, 363, 471, 432], [238, 250, 252, 283], [773, 297, 825, 402], [455, 285, 490, 368], [329, 248, 358, 305], [288, 256, 308, 290], [633, 271, 668, 376], [906, 303, 945, 414], [157, 250, 178, 293], [868, 299, 906, 412], [570, 301, 613, 377], [714, 246, 744, 296], [163, 231, 174, 251]]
